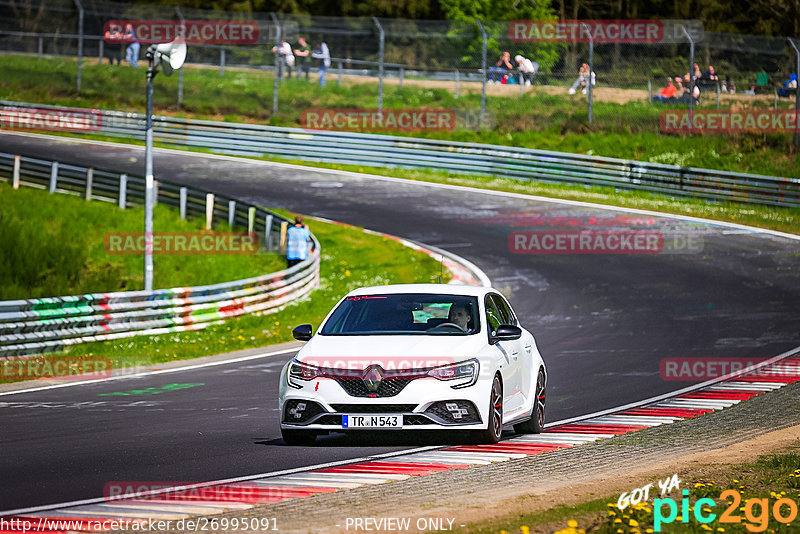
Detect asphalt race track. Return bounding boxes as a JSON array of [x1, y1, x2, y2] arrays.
[[1, 132, 799, 511]]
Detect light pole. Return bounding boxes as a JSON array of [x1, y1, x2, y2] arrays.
[[143, 37, 186, 291]]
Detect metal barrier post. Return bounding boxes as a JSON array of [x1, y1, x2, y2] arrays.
[[519, 72, 523, 96], [153, 180, 158, 205], [119, 174, 127, 208], [774, 86, 778, 110], [399, 67, 404, 89], [373, 17, 384, 113], [648, 80, 651, 102], [73, 0, 83, 92], [681, 25, 695, 124], [205, 193, 214, 230], [12, 155, 20, 189], [476, 20, 487, 129], [179, 187, 187, 219], [788, 38, 800, 147], [716, 81, 721, 108], [49, 162, 59, 193], [248, 206, 256, 233], [144, 56, 156, 291], [270, 13, 281, 116], [228, 200, 236, 227], [264, 214, 273, 250], [338, 61, 343, 87], [85, 168, 93, 200], [220, 48, 225, 76]]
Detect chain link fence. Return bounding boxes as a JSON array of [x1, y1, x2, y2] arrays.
[[1, 1, 798, 145]]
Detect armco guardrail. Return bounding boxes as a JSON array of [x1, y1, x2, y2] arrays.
[[0, 151, 320, 358], [1, 101, 798, 208]]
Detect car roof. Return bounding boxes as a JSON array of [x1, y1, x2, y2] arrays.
[[347, 284, 495, 297]]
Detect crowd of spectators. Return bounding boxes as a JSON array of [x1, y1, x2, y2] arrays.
[[488, 51, 538, 85]]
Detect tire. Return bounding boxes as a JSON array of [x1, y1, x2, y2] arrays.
[[281, 428, 317, 445], [514, 368, 546, 434], [473, 374, 503, 444]]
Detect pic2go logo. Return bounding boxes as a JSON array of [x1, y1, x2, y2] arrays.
[[654, 489, 799, 532]]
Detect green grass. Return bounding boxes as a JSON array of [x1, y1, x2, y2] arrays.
[[2, 54, 799, 178], [0, 182, 284, 300], [456, 451, 800, 533]]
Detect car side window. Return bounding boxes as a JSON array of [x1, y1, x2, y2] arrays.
[[492, 294, 517, 326], [485, 295, 502, 334]]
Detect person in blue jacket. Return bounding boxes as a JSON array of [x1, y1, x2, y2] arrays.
[[286, 215, 314, 268]]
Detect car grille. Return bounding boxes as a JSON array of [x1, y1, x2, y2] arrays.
[[331, 404, 417, 413], [333, 377, 415, 398], [424, 400, 481, 424], [315, 414, 343, 425]]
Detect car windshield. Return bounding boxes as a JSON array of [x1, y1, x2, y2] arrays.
[[320, 293, 480, 336]]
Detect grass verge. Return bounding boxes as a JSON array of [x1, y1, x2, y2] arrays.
[[1, 54, 798, 177], [457, 451, 800, 533], [0, 181, 283, 300]]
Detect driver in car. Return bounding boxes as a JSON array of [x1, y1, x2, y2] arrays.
[[448, 303, 472, 331]]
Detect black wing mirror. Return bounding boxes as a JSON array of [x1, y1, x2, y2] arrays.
[[292, 324, 313, 341], [491, 324, 521, 343]]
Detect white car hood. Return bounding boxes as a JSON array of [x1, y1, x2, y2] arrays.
[[296, 334, 483, 371]]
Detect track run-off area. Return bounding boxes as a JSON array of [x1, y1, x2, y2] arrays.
[[1, 132, 799, 517]]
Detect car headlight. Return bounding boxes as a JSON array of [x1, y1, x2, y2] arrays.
[[287, 359, 322, 389], [427, 359, 479, 389]]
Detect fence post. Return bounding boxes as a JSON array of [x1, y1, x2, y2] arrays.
[[98, 39, 103, 63], [476, 20, 487, 129], [647, 79, 651, 102], [175, 7, 185, 108], [179, 187, 187, 219], [49, 162, 59, 193], [228, 200, 236, 228], [270, 12, 281, 116], [716, 81, 720, 108], [73, 0, 84, 93], [12, 155, 20, 189], [455, 69, 459, 98], [788, 38, 800, 147], [681, 25, 695, 124], [220, 48, 225, 76], [118, 174, 127, 208], [153, 180, 158, 205], [399, 67, 404, 89], [85, 167, 93, 200], [205, 193, 215, 230], [338, 61, 343, 87], [264, 214, 273, 250], [373, 17, 384, 113], [38, 37, 43, 60], [774, 86, 778, 111], [248, 206, 256, 233], [280, 221, 288, 251]]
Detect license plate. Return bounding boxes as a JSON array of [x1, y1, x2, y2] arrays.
[[342, 414, 402, 429]]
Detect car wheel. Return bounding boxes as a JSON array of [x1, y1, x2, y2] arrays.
[[474, 374, 503, 444], [281, 428, 317, 445], [514, 368, 546, 434]]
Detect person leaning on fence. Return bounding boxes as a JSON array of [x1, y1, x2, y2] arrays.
[[652, 77, 678, 103], [514, 55, 537, 86], [103, 27, 122, 65], [678, 74, 701, 104], [294, 37, 311, 81], [568, 63, 595, 95], [286, 215, 315, 268], [272, 40, 295, 79], [701, 65, 719, 89], [489, 51, 513, 83], [123, 24, 140, 69], [311, 41, 330, 87]]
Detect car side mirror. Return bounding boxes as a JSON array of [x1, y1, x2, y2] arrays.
[[292, 324, 313, 341], [491, 324, 521, 343]]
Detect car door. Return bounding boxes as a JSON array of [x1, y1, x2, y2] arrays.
[[494, 294, 534, 410], [485, 294, 525, 417]]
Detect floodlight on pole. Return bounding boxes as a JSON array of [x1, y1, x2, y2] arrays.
[[143, 37, 186, 291]]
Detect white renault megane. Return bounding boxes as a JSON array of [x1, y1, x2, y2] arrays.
[[278, 284, 546, 444]]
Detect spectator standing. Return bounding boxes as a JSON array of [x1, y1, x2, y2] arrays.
[[272, 40, 295, 79], [568, 63, 595, 95], [123, 23, 140, 69], [294, 37, 311, 81], [489, 51, 513, 83], [514, 54, 537, 86], [702, 65, 719, 88], [103, 26, 122, 65], [311, 41, 330, 86], [286, 215, 314, 268], [652, 77, 678, 103]]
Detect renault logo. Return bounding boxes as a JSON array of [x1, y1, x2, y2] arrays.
[[363, 365, 384, 392]]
